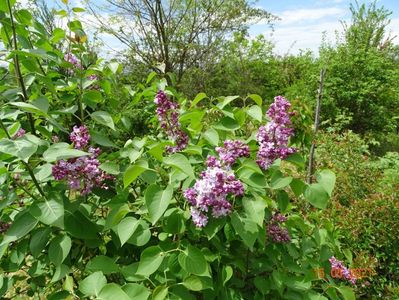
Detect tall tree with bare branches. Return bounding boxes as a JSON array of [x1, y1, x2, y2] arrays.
[[88, 0, 275, 84]]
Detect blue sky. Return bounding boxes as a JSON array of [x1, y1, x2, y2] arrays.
[[254, 0, 399, 54]]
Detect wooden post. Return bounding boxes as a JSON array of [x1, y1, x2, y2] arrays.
[[307, 69, 326, 184]]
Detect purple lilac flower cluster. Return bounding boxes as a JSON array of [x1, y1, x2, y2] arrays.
[[184, 140, 249, 227], [0, 220, 10, 233], [216, 140, 250, 166], [87, 74, 98, 81], [13, 128, 26, 139], [329, 256, 357, 285], [154, 90, 188, 153], [87, 74, 100, 90], [64, 53, 82, 70], [256, 96, 296, 170], [64, 53, 99, 87], [266, 213, 291, 243], [52, 125, 113, 195]]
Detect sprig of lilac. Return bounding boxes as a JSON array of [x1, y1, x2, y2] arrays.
[[329, 256, 357, 285], [64, 53, 82, 70], [256, 96, 296, 169], [52, 125, 113, 195], [69, 125, 90, 150], [216, 140, 250, 166], [184, 140, 249, 227], [13, 128, 26, 139], [184, 165, 244, 227], [266, 213, 291, 243], [154, 90, 188, 153]]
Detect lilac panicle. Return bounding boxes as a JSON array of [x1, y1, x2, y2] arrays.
[[154, 90, 188, 153], [184, 139, 249, 227], [88, 74, 98, 81], [184, 165, 243, 227], [64, 53, 82, 70], [52, 125, 113, 194], [329, 256, 357, 285], [266, 213, 291, 243], [256, 96, 296, 169], [13, 128, 26, 139], [216, 140, 250, 166], [70, 125, 90, 150]]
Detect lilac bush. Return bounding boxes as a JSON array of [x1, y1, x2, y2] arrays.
[[0, 3, 349, 299]]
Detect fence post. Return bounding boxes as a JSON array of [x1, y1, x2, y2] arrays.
[[307, 68, 326, 184]]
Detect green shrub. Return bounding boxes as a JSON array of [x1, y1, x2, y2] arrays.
[[333, 192, 399, 298], [315, 130, 376, 205], [0, 3, 351, 299]]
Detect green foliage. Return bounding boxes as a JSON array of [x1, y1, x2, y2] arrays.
[[1, 2, 392, 299], [332, 192, 399, 298], [315, 131, 375, 205], [319, 1, 399, 134], [317, 131, 399, 298]]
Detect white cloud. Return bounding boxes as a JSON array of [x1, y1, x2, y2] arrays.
[[277, 7, 346, 25], [266, 20, 345, 55], [387, 18, 399, 41], [258, 6, 348, 55]]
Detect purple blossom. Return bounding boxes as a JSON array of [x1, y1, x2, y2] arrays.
[[216, 140, 250, 166], [266, 213, 291, 243], [190, 207, 208, 227], [13, 128, 26, 139], [0, 220, 10, 234], [52, 125, 113, 194], [70, 125, 90, 150], [87, 74, 98, 81], [154, 90, 188, 153], [184, 163, 244, 227], [87, 74, 100, 90], [206, 155, 221, 168], [64, 53, 82, 70], [329, 256, 357, 285], [256, 96, 296, 169]]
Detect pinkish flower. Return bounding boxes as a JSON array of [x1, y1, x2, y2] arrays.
[[52, 125, 113, 194], [216, 140, 250, 166], [184, 165, 243, 227], [256, 96, 296, 169], [266, 213, 291, 243], [329, 256, 357, 285], [70, 125, 90, 150], [13, 128, 26, 139], [154, 90, 188, 153], [64, 53, 82, 69]]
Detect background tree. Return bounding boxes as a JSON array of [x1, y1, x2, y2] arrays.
[[88, 0, 276, 85], [319, 1, 399, 136]]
